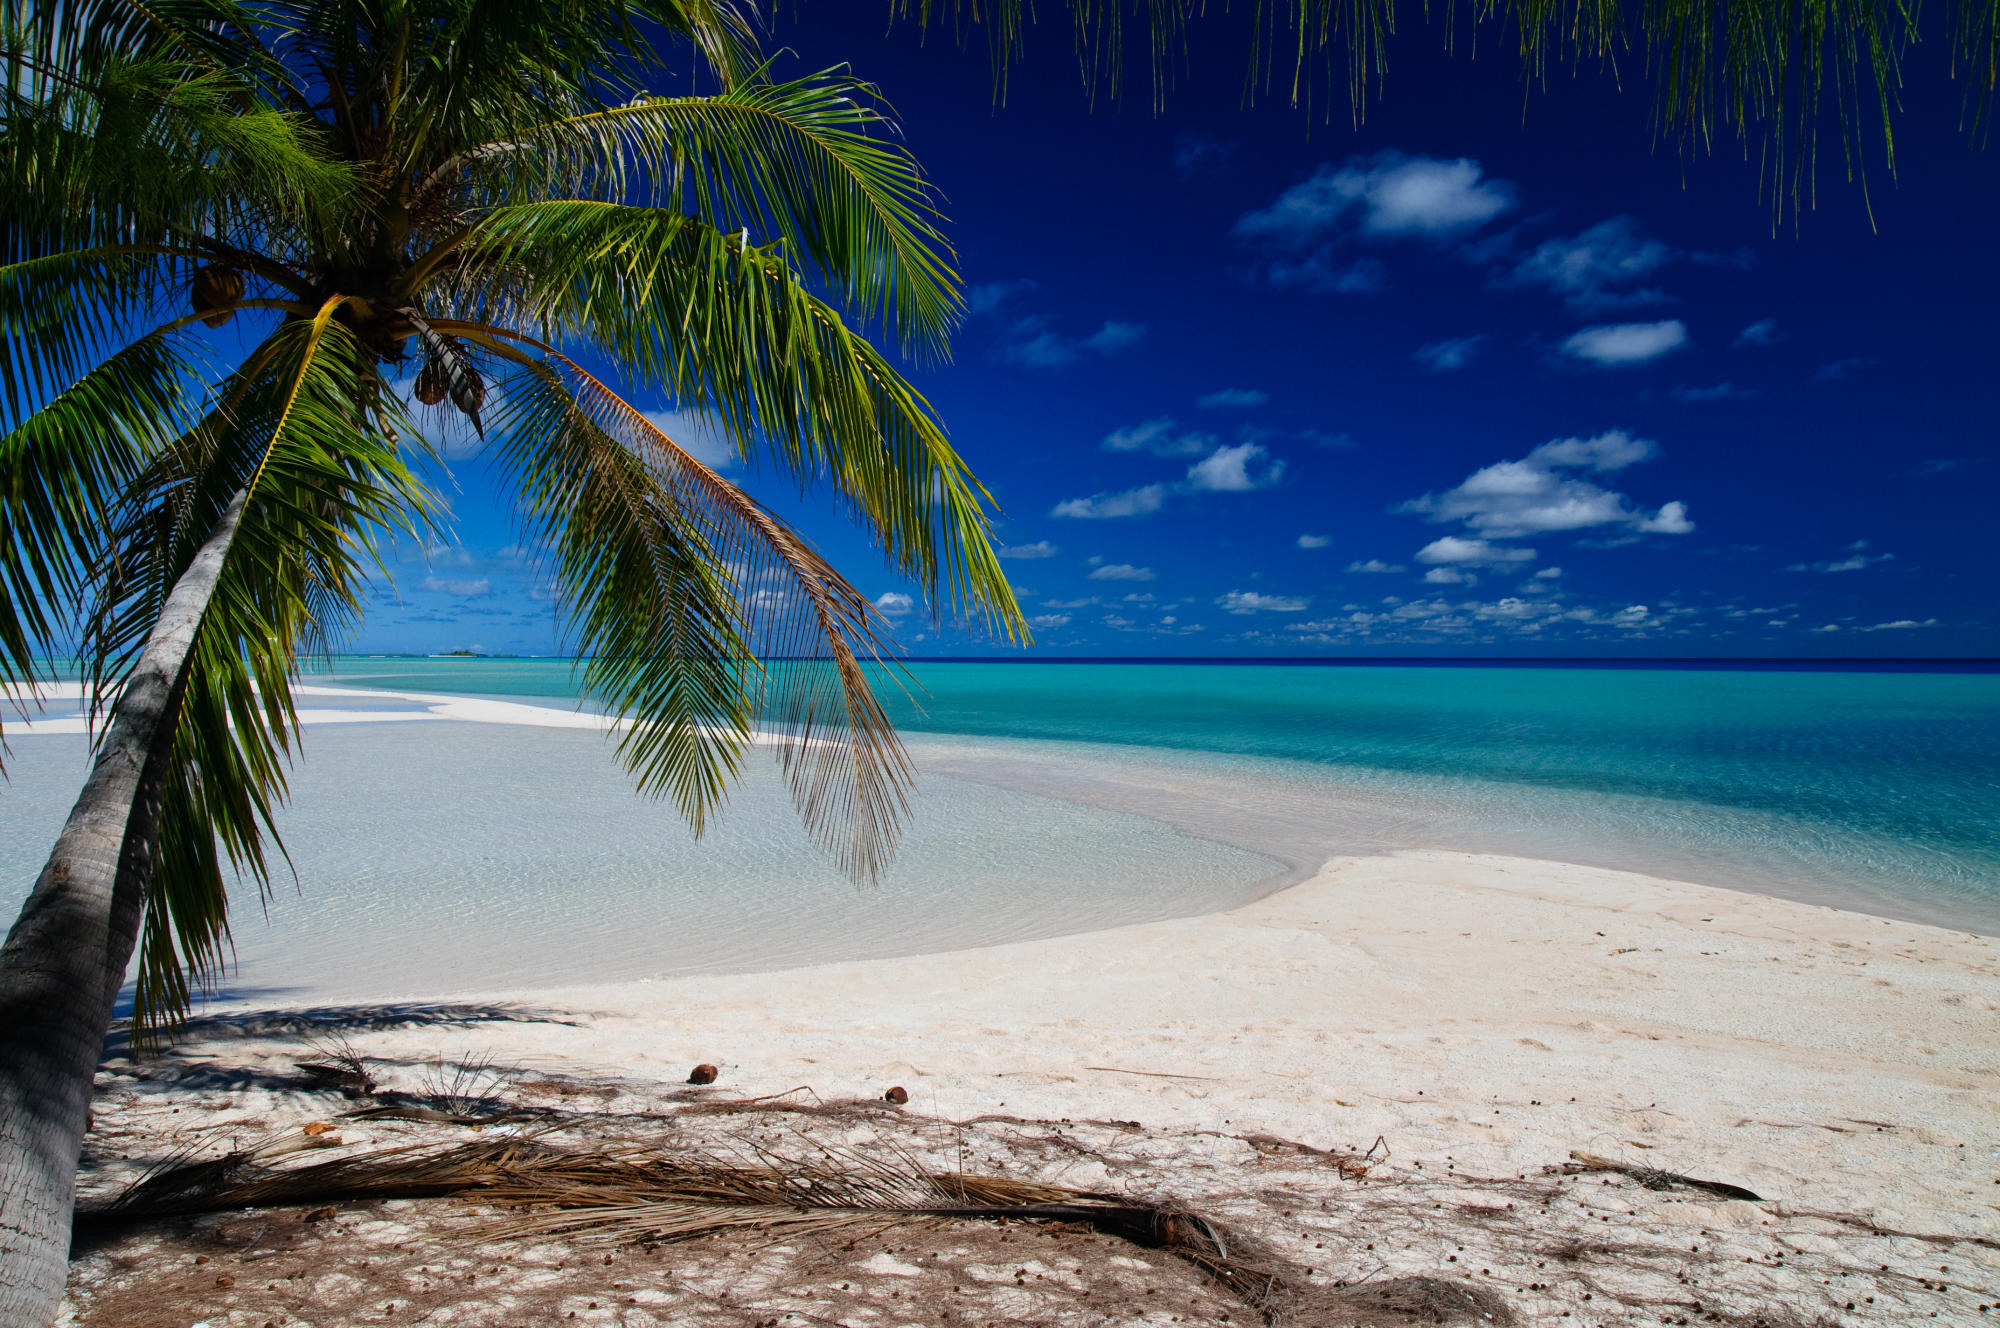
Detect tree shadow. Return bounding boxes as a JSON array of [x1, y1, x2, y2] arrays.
[[101, 1000, 582, 1061]]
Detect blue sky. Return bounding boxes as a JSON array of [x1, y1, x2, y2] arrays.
[[358, 9, 1998, 658]]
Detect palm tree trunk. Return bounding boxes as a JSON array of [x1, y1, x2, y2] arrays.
[[0, 489, 248, 1328]]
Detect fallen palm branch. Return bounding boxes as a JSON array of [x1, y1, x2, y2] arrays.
[[76, 1135, 1302, 1318], [1562, 1150, 1765, 1202]]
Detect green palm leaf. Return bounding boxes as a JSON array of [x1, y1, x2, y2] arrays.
[[0, 327, 198, 720], [84, 310, 433, 1036], [498, 355, 916, 879], [443, 204, 1019, 634], [449, 71, 962, 355]]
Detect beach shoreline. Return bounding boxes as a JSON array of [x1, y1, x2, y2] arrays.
[[13, 674, 1998, 941], [354, 847, 2000, 1224]]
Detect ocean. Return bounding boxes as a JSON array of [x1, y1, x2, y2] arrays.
[[3, 658, 1994, 1004]]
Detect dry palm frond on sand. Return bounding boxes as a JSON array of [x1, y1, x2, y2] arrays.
[[77, 1134, 1304, 1316]]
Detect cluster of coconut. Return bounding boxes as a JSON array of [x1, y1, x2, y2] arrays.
[[191, 264, 486, 426], [413, 349, 486, 422]]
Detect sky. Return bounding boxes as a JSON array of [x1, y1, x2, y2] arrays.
[[357, 6, 1999, 658]]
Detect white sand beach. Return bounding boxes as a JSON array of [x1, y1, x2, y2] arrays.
[[464, 849, 2000, 1225], [65, 849, 2000, 1326]]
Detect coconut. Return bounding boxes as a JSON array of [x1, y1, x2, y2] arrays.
[[190, 266, 243, 328], [413, 358, 449, 405]]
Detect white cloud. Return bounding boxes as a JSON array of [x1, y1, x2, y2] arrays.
[[1560, 320, 1689, 367], [1414, 335, 1483, 372], [1197, 388, 1269, 408], [1217, 591, 1311, 613], [1857, 618, 1938, 631], [1424, 567, 1475, 584], [1533, 566, 1563, 579], [1057, 443, 1283, 521], [1416, 536, 1537, 566], [1236, 153, 1516, 244], [1346, 558, 1406, 573], [1277, 592, 1707, 643], [1084, 320, 1147, 353], [1671, 382, 1757, 403], [1088, 563, 1156, 581], [1633, 500, 1694, 534], [1262, 256, 1387, 295], [1050, 484, 1169, 519], [966, 279, 1037, 315], [873, 591, 916, 617], [640, 409, 737, 469], [1000, 328, 1080, 367], [1186, 442, 1284, 492], [421, 575, 491, 597], [1297, 534, 1332, 549], [1001, 316, 1146, 367], [1788, 540, 1895, 572], [1103, 417, 1214, 456], [1814, 357, 1871, 382], [1527, 432, 1656, 471], [997, 540, 1059, 560], [1174, 133, 1233, 179], [1233, 153, 1514, 295], [1732, 318, 1780, 347], [1399, 430, 1691, 540], [1026, 613, 1071, 629], [1509, 217, 1673, 312]]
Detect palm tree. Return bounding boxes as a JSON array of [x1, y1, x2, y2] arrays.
[[0, 0, 1020, 1319]]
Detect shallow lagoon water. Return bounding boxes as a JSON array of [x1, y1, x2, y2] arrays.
[[302, 658, 2000, 927], [3, 658, 1995, 1007], [0, 716, 1282, 1005]]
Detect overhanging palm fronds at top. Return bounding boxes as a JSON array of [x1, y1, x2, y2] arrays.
[[897, 0, 1990, 221]]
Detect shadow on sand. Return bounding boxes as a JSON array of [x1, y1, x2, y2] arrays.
[[101, 1001, 582, 1062]]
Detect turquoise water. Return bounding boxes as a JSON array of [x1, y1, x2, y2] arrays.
[[4, 658, 1995, 1006], [301, 657, 2000, 932], [0, 678, 1284, 1003]]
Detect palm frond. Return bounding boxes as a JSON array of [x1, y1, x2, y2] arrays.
[[2, 7, 343, 264], [903, 0, 1958, 219], [282, 0, 760, 204], [494, 356, 914, 880], [439, 206, 1020, 638], [82, 1133, 1285, 1315], [1961, 0, 1999, 142], [0, 251, 157, 427], [0, 328, 198, 729], [446, 71, 960, 355], [85, 311, 433, 1037]]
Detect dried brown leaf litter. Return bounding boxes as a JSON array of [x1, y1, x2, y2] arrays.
[[80, 1131, 1348, 1323], [62, 1043, 2000, 1327]]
